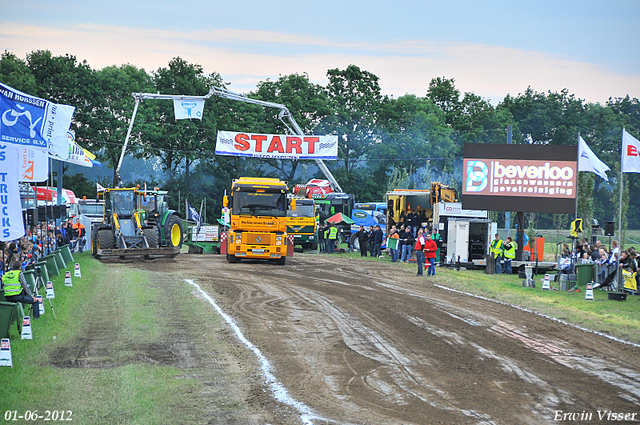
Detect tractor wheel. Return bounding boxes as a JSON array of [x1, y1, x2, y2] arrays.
[[226, 253, 240, 263], [91, 226, 98, 256], [143, 228, 159, 248], [165, 215, 184, 248], [97, 229, 115, 250]]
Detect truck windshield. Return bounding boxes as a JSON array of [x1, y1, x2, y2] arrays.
[[233, 191, 286, 217], [288, 204, 314, 218], [111, 191, 135, 217], [79, 204, 103, 215]]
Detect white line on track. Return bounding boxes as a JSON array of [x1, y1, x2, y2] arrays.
[[184, 279, 337, 425], [433, 284, 640, 349]]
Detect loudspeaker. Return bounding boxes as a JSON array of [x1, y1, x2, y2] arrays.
[[604, 221, 615, 236]]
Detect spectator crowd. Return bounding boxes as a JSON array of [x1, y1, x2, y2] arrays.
[[1, 218, 86, 275]]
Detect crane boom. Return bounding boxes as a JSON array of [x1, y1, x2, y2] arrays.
[[115, 87, 343, 192]]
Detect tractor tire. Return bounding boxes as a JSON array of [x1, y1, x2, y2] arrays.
[[143, 228, 159, 248], [165, 215, 184, 248], [226, 253, 240, 263], [97, 229, 116, 250], [91, 226, 98, 256]]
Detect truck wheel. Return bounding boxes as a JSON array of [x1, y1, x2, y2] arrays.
[[226, 253, 240, 263], [143, 228, 159, 248], [165, 215, 184, 248], [310, 242, 318, 251], [276, 256, 286, 265], [97, 229, 115, 250]]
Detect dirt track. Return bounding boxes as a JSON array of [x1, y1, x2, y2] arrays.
[[153, 253, 640, 424]]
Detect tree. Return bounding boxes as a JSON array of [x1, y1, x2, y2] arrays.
[[0, 51, 37, 94], [87, 64, 155, 185], [252, 73, 331, 182], [323, 65, 384, 190], [147, 57, 224, 180]]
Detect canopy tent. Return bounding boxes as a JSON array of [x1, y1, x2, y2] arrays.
[[326, 212, 355, 225]]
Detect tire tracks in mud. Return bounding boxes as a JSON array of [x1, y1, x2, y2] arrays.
[[172, 254, 640, 425]]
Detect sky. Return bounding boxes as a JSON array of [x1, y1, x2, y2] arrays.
[[1, 0, 639, 105]]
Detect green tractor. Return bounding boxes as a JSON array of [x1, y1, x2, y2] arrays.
[[138, 188, 184, 249], [91, 187, 183, 259]]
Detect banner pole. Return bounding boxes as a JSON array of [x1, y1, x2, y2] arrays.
[[575, 137, 579, 220], [618, 128, 624, 248]]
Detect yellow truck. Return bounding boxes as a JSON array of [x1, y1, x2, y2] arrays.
[[224, 177, 291, 265]]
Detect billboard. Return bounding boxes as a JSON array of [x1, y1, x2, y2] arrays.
[[462, 144, 577, 214]]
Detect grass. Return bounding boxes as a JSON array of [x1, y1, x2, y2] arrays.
[[326, 246, 640, 344], [0, 251, 212, 424]]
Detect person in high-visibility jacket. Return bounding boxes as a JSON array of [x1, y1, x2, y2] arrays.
[[490, 233, 504, 274], [2, 260, 41, 318], [503, 236, 517, 275], [327, 223, 338, 254]]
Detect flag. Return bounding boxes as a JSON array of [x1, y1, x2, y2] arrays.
[[578, 135, 610, 181], [0, 82, 75, 159], [196, 200, 204, 235], [0, 145, 25, 241], [621, 129, 640, 173], [173, 99, 205, 120], [186, 201, 201, 223], [97, 183, 105, 192], [19, 147, 49, 183]]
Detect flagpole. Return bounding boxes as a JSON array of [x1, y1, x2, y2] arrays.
[[575, 135, 579, 219], [618, 128, 625, 248]]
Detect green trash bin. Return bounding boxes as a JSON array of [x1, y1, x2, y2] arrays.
[[575, 263, 595, 287], [43, 254, 60, 277], [60, 244, 74, 265], [27, 262, 49, 283], [22, 270, 36, 292], [53, 250, 67, 271]]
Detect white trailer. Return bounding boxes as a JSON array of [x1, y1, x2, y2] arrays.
[[432, 203, 496, 266]]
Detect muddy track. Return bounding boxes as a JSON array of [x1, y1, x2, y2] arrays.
[[152, 254, 640, 424]]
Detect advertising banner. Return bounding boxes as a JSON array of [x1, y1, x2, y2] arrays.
[[463, 158, 577, 199], [216, 131, 338, 160], [19, 147, 49, 183], [0, 145, 26, 241], [173, 99, 205, 120], [461, 143, 577, 214], [0, 82, 74, 160]]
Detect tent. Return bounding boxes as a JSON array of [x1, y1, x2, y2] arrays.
[[326, 212, 354, 225]]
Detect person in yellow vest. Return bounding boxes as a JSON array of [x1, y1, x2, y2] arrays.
[[503, 236, 517, 275], [1, 261, 41, 318], [490, 233, 504, 274], [327, 223, 338, 254]]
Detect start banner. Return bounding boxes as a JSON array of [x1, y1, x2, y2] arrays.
[[216, 131, 338, 160]]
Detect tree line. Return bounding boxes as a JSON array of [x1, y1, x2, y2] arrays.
[[1, 50, 639, 231]]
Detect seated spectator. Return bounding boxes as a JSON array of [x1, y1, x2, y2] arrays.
[[1, 260, 41, 318]]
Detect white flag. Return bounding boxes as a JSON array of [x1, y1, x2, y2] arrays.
[[578, 136, 610, 181], [173, 99, 205, 120], [0, 145, 26, 241], [19, 147, 49, 183], [621, 129, 640, 173], [97, 182, 105, 192]]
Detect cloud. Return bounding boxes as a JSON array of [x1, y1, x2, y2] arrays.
[[1, 22, 638, 104]]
